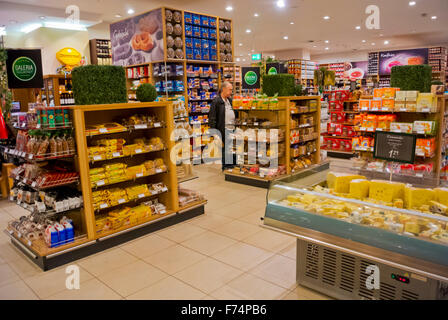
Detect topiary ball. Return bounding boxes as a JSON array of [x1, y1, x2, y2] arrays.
[[294, 84, 303, 96], [136, 83, 157, 102]]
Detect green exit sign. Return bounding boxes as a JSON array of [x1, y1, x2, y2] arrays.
[[251, 53, 262, 61]]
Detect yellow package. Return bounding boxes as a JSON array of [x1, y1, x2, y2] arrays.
[[104, 163, 127, 171], [106, 169, 127, 178], [130, 204, 152, 217], [108, 207, 131, 218], [154, 158, 165, 167], [89, 167, 105, 176], [90, 173, 107, 182]]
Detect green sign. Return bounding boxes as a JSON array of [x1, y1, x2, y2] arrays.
[[268, 67, 278, 75], [12, 56, 37, 82], [251, 53, 261, 61], [244, 71, 258, 86]]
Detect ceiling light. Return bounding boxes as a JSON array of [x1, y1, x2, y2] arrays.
[[254, 13, 259, 17], [324, 40, 329, 43], [313, 45, 317, 48], [226, 6, 233, 11], [127, 9, 134, 15], [246, 29, 251, 33], [0, 27, 6, 36], [9, 20, 18, 24], [239, 43, 243, 46], [243, 59, 246, 61], [384, 40, 389, 45], [379, 33, 383, 37], [283, 36, 288, 40], [276, 0, 285, 8], [236, 58, 241, 61], [39, 16, 46, 20], [323, 16, 330, 20], [355, 26, 361, 30], [44, 21, 87, 31], [325, 47, 329, 50], [115, 14, 122, 18], [371, 42, 375, 45], [290, 22, 294, 25], [21, 23, 42, 33], [409, 1, 416, 6], [362, 40, 366, 43], [431, 16, 437, 20]]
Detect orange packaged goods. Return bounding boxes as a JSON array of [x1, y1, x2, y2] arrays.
[[383, 88, 400, 99], [359, 100, 371, 111], [381, 99, 395, 111], [370, 100, 382, 111], [416, 138, 436, 157], [363, 114, 377, 131], [354, 114, 364, 130], [373, 88, 384, 99], [377, 114, 397, 131], [352, 137, 361, 150]]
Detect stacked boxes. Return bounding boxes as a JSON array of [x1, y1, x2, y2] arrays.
[[185, 12, 217, 61]]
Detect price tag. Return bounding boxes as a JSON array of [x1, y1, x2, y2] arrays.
[[417, 131, 425, 135], [28, 240, 32, 246], [31, 182, 37, 188], [360, 127, 366, 131], [160, 210, 166, 214], [361, 107, 369, 111], [93, 155, 103, 161], [136, 173, 144, 178], [367, 128, 375, 132], [23, 178, 28, 184], [28, 154, 34, 160], [100, 203, 108, 209], [138, 193, 145, 199], [9, 195, 14, 201], [21, 123, 26, 128], [416, 173, 424, 178], [36, 124, 41, 129], [242, 122, 247, 125], [134, 124, 148, 129], [162, 187, 168, 192], [381, 107, 389, 111], [23, 203, 28, 209], [393, 129, 401, 133], [96, 180, 105, 186], [20, 152, 26, 157], [376, 128, 383, 131], [4, 148, 8, 153], [14, 150, 19, 155], [135, 149, 142, 154], [112, 152, 121, 158], [259, 173, 265, 178], [99, 128, 108, 133], [154, 122, 161, 128], [421, 108, 430, 113], [254, 122, 259, 126], [17, 200, 21, 205], [371, 107, 379, 111], [156, 168, 163, 173], [17, 232, 22, 238], [400, 108, 407, 112]]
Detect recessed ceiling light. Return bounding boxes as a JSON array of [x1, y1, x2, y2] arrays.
[[39, 16, 46, 20], [115, 14, 122, 18], [9, 19, 18, 24], [239, 43, 243, 46], [276, 0, 285, 8], [325, 47, 329, 50], [127, 9, 134, 15], [431, 16, 437, 20], [290, 22, 294, 25], [384, 40, 389, 44], [355, 26, 361, 30], [254, 13, 259, 17], [283, 36, 288, 40], [409, 1, 416, 6], [323, 16, 330, 20], [362, 40, 366, 43], [379, 33, 383, 37], [313, 45, 317, 48], [226, 6, 233, 11], [246, 29, 251, 33], [236, 58, 241, 61], [243, 59, 246, 61], [371, 42, 375, 45], [324, 40, 329, 43]]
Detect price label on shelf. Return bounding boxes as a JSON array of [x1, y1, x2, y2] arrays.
[[242, 122, 247, 125], [96, 180, 105, 186], [259, 173, 265, 178], [135, 173, 144, 178], [160, 210, 166, 214], [162, 187, 168, 192], [28, 154, 34, 160], [156, 168, 163, 173], [381, 108, 389, 111], [100, 203, 108, 209], [376, 128, 383, 131], [4, 148, 8, 153], [112, 152, 121, 158], [17, 200, 21, 205], [417, 131, 425, 134], [118, 198, 126, 204], [134, 124, 148, 129], [28, 240, 32, 247], [392, 129, 401, 133], [138, 193, 145, 199], [254, 122, 259, 126], [371, 107, 379, 111], [154, 122, 161, 128], [17, 232, 22, 238], [31, 182, 37, 188], [251, 107, 256, 110], [23, 203, 28, 209], [9, 196, 13, 201], [36, 124, 41, 129], [421, 108, 430, 113], [99, 128, 108, 133], [416, 173, 424, 178], [400, 108, 407, 112], [23, 178, 28, 184], [93, 155, 103, 161], [20, 152, 26, 157], [13, 122, 17, 127], [361, 107, 369, 111], [135, 149, 142, 154]]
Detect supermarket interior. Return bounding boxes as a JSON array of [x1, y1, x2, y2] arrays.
[[0, 0, 448, 301]]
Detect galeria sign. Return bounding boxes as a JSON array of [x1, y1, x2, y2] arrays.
[[12, 57, 37, 81], [242, 67, 261, 89], [6, 49, 43, 89], [245, 71, 258, 85]]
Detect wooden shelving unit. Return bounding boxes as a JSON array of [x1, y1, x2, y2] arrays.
[[39, 74, 74, 107], [89, 39, 112, 65]]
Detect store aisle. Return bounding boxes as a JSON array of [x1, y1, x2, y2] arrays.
[[0, 164, 332, 300]]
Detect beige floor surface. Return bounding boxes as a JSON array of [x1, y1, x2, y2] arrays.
[[0, 164, 333, 300]]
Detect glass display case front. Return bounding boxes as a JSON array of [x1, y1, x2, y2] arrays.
[[265, 164, 448, 266]]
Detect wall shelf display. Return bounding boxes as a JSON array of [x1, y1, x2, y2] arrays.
[[288, 59, 317, 87], [225, 96, 321, 188], [39, 75, 74, 107], [89, 39, 112, 65], [4, 102, 206, 271]]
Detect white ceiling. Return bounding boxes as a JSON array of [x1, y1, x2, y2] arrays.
[[1, 0, 448, 61]]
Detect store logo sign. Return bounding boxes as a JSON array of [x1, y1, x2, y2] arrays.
[[268, 67, 278, 75], [365, 265, 380, 290], [65, 265, 80, 290], [244, 71, 258, 86], [12, 56, 36, 81]]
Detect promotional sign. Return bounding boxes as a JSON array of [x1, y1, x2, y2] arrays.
[[373, 131, 416, 163], [266, 63, 287, 75], [342, 61, 368, 80], [110, 8, 164, 66], [6, 49, 43, 89], [379, 48, 428, 75], [242, 67, 261, 89]]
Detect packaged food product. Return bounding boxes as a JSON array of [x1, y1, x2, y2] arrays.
[[359, 100, 371, 111], [370, 100, 382, 111], [416, 93, 434, 112], [413, 121, 436, 135], [381, 99, 395, 111]]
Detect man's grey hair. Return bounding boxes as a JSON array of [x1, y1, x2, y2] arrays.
[[219, 81, 233, 94]]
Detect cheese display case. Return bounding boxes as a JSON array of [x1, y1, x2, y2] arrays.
[[264, 163, 448, 300]]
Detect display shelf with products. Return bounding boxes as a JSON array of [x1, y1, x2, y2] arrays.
[[263, 163, 448, 300], [89, 39, 112, 65], [429, 47, 447, 84], [39, 75, 74, 107]]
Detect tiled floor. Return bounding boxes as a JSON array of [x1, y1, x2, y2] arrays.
[[0, 164, 332, 300]]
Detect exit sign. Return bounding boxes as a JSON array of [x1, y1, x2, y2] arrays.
[[251, 53, 262, 61]]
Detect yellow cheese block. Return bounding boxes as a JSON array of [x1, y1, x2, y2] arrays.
[[349, 179, 370, 199], [287, 194, 301, 203], [404, 186, 435, 209], [435, 188, 448, 206], [404, 222, 420, 235], [369, 180, 405, 203], [327, 172, 365, 191]]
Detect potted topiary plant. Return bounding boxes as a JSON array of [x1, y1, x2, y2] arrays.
[[136, 83, 158, 102]]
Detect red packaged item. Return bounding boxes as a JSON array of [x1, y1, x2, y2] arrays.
[[345, 126, 355, 136], [334, 124, 343, 135], [329, 101, 343, 112], [336, 112, 345, 123], [343, 140, 352, 152], [331, 139, 341, 150]]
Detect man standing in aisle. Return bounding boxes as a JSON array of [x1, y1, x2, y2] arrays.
[[209, 81, 237, 171]]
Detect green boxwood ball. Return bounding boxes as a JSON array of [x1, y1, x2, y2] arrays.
[[294, 84, 303, 96], [136, 83, 157, 102]]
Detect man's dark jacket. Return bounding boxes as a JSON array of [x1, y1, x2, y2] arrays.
[[209, 95, 238, 139]]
